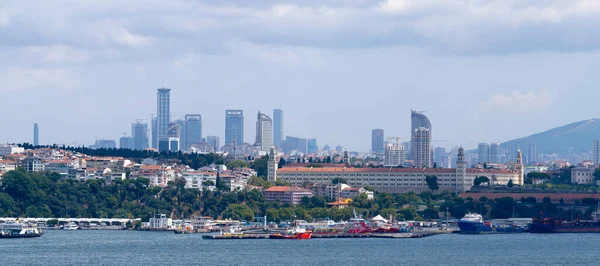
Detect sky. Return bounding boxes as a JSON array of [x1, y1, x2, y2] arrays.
[[1, 0, 600, 152]]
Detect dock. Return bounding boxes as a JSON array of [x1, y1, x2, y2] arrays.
[[202, 231, 442, 240]]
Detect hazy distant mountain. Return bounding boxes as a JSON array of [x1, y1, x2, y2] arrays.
[[500, 119, 600, 154]]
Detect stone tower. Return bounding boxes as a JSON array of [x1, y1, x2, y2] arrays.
[[456, 146, 469, 192], [267, 147, 278, 183], [515, 149, 524, 185]]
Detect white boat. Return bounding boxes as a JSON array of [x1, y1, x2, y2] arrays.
[[0, 222, 44, 238], [63, 222, 79, 230]]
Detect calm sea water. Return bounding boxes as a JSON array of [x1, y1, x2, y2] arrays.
[[0, 230, 598, 266]]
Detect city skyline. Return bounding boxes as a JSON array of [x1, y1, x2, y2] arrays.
[[2, 1, 600, 151]]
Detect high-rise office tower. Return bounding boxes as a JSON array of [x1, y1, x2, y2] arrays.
[[478, 143, 490, 163], [527, 143, 537, 165], [282, 136, 307, 154], [433, 147, 446, 167], [594, 140, 600, 165], [119, 136, 135, 149], [93, 139, 117, 149], [307, 138, 318, 154], [490, 142, 500, 163], [151, 117, 158, 149], [410, 110, 431, 160], [255, 111, 273, 152], [273, 109, 283, 148], [156, 88, 171, 147], [132, 122, 149, 150], [225, 110, 244, 146], [184, 114, 202, 150], [414, 127, 431, 168], [33, 123, 39, 146], [371, 129, 384, 155], [207, 136, 220, 152], [384, 142, 405, 166]]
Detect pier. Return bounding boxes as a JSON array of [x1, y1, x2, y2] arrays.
[[202, 231, 443, 240]]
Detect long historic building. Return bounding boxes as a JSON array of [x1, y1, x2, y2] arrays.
[[269, 147, 524, 193]]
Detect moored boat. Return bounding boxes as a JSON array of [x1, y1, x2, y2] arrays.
[[0, 222, 44, 238], [530, 205, 600, 233], [269, 227, 312, 239], [458, 213, 523, 234], [62, 222, 79, 230]]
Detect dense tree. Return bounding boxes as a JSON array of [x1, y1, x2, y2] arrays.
[[425, 175, 439, 192], [507, 179, 514, 188], [473, 176, 490, 186], [251, 155, 269, 177], [331, 177, 348, 185], [226, 160, 249, 169]]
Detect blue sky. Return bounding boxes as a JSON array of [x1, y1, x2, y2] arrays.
[[1, 0, 600, 151]]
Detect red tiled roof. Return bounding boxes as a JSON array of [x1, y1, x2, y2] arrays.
[[277, 167, 456, 173]]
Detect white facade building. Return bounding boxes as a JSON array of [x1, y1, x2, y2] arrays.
[[384, 143, 405, 167], [274, 147, 524, 193], [255, 112, 273, 153]]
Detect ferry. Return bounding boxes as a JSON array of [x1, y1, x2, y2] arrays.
[[530, 205, 600, 233], [0, 222, 44, 238], [458, 213, 523, 234]]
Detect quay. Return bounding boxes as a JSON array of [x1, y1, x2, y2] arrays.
[[202, 231, 443, 240]]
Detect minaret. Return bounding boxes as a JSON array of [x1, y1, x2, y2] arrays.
[[515, 149, 524, 185], [456, 146, 468, 191], [267, 147, 278, 183]]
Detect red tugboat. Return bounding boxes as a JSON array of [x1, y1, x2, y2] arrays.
[[269, 227, 312, 239]]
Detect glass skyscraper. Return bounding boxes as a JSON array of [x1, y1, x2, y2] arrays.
[[273, 109, 283, 148], [225, 110, 244, 146], [156, 88, 171, 147]]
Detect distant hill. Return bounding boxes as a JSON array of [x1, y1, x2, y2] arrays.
[[500, 119, 600, 155]]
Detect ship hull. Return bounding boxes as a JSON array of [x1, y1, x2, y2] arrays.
[[269, 232, 312, 239], [529, 222, 600, 233], [458, 221, 522, 234]]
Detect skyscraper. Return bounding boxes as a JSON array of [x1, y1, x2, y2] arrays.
[[255, 111, 273, 152], [307, 138, 318, 154], [207, 136, 220, 152], [410, 110, 431, 160], [151, 117, 158, 149], [527, 143, 537, 165], [490, 142, 500, 163], [156, 88, 171, 147], [282, 136, 307, 154], [119, 136, 135, 149], [273, 109, 283, 148], [184, 114, 202, 150], [225, 110, 244, 146], [132, 122, 149, 150], [414, 127, 431, 168], [478, 143, 490, 163], [371, 129, 384, 155], [433, 147, 446, 167], [594, 140, 600, 165], [33, 123, 39, 146]]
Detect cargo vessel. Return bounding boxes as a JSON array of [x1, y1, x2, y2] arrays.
[[529, 206, 600, 233], [458, 213, 523, 234]]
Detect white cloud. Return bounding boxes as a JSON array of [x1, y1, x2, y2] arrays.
[[20, 45, 91, 65], [112, 28, 153, 47], [172, 54, 194, 75], [227, 40, 326, 68], [480, 89, 553, 114], [0, 67, 79, 92]]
